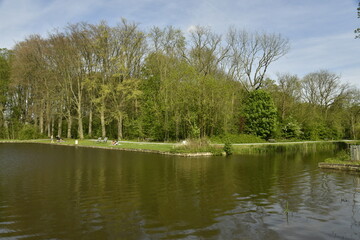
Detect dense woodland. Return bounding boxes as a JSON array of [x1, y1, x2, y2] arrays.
[[0, 19, 360, 141]]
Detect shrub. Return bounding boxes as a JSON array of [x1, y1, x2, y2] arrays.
[[281, 119, 302, 139], [243, 90, 277, 139], [303, 124, 340, 140], [223, 141, 233, 156], [171, 138, 222, 154], [325, 150, 351, 163], [210, 134, 265, 144], [18, 125, 41, 140]]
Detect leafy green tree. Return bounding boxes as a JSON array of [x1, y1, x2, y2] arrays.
[[281, 118, 302, 139], [223, 140, 233, 156], [0, 48, 11, 138], [243, 90, 277, 139], [273, 73, 301, 121], [6, 19, 359, 142]]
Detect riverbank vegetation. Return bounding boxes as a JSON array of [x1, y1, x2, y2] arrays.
[[0, 19, 360, 142], [0, 139, 351, 157], [319, 141, 360, 171], [231, 141, 348, 154]]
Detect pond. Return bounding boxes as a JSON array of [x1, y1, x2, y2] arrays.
[[0, 143, 359, 240]]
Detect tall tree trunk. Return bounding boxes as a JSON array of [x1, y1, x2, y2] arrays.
[[100, 104, 106, 138], [51, 117, 55, 137], [77, 86, 84, 139], [175, 119, 179, 141], [67, 109, 72, 138], [4, 121, 9, 139], [78, 107, 84, 139], [58, 116, 62, 138], [39, 109, 44, 134], [47, 116, 51, 137], [1, 109, 9, 139], [117, 113, 123, 140], [351, 115, 356, 140], [88, 104, 93, 137], [34, 110, 38, 129]]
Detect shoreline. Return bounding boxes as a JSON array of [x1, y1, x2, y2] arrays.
[[318, 162, 360, 172], [0, 140, 214, 157], [0, 139, 357, 157]]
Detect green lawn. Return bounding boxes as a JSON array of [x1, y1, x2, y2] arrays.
[[33, 139, 175, 152], [1, 138, 357, 155]]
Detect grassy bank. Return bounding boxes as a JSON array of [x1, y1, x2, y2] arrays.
[[34, 139, 175, 152], [231, 141, 350, 154], [321, 147, 360, 166], [0, 139, 356, 156], [318, 143, 360, 172]]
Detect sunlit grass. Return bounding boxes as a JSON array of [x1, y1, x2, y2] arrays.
[[1, 138, 356, 155], [231, 141, 344, 154], [33, 139, 175, 152]]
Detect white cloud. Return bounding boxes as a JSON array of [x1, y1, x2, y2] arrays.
[[268, 32, 360, 87], [0, 0, 101, 48], [0, 0, 359, 88], [186, 25, 198, 32]]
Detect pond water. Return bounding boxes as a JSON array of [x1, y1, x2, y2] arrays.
[[0, 143, 359, 240]]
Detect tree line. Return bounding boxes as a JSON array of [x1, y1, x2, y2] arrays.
[[0, 19, 359, 141]]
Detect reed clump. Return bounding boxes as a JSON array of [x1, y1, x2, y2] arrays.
[[171, 138, 223, 155]]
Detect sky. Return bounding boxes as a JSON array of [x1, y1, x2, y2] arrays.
[[1, 0, 359, 87]]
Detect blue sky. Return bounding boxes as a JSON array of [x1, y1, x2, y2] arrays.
[[1, 0, 359, 87]]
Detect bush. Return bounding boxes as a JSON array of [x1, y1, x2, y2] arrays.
[[243, 90, 277, 139], [0, 126, 7, 138], [210, 134, 265, 144], [325, 150, 351, 163], [281, 119, 302, 139], [336, 150, 351, 161], [303, 124, 340, 140], [223, 141, 233, 156], [18, 125, 41, 140], [171, 138, 222, 154]]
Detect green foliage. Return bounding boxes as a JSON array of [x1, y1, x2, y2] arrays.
[[210, 133, 265, 143], [335, 150, 351, 161], [0, 126, 7, 138], [324, 150, 351, 163], [233, 141, 343, 154], [1, 20, 358, 143], [189, 124, 201, 139], [18, 125, 41, 140], [171, 138, 222, 154], [281, 118, 302, 139], [243, 90, 278, 139], [302, 123, 340, 140], [140, 52, 241, 141], [0, 49, 10, 103], [223, 140, 233, 156]]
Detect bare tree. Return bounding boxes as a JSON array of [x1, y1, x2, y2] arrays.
[[227, 29, 290, 91], [187, 26, 229, 76], [301, 70, 349, 108], [149, 25, 185, 58], [276, 73, 301, 120]]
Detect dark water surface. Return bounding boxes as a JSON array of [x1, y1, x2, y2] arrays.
[[0, 143, 359, 240]]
